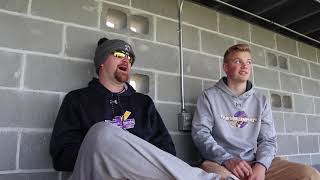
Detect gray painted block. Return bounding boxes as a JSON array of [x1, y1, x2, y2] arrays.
[[157, 103, 179, 131], [298, 42, 317, 62], [171, 133, 200, 164], [315, 98, 320, 115], [0, 172, 58, 180], [65, 26, 125, 59], [0, 12, 62, 54], [24, 55, 94, 92], [302, 79, 320, 97], [183, 51, 220, 80], [31, 0, 99, 27], [276, 34, 297, 56], [184, 77, 202, 104], [19, 132, 52, 169], [277, 135, 298, 155], [131, 0, 177, 19], [0, 50, 22, 88], [182, 1, 217, 31], [288, 155, 311, 165], [156, 18, 199, 50], [130, 69, 155, 99], [307, 115, 320, 133], [253, 67, 279, 90], [201, 31, 234, 56], [219, 13, 249, 41], [0, 89, 59, 128], [284, 113, 306, 133], [269, 91, 292, 112], [0, 0, 28, 13], [298, 136, 319, 153], [289, 57, 310, 77], [251, 25, 275, 49], [294, 95, 314, 114], [311, 154, 320, 165], [157, 74, 180, 103], [0, 131, 17, 170], [203, 80, 216, 90], [310, 63, 320, 80], [273, 112, 284, 133], [131, 39, 179, 73], [250, 45, 266, 66], [280, 73, 302, 93]]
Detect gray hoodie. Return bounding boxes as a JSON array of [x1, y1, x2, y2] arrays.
[[192, 77, 277, 169]]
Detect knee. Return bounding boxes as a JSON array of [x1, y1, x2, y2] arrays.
[[298, 164, 320, 179]]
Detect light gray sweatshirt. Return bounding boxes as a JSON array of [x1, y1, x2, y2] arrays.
[[192, 77, 277, 169]]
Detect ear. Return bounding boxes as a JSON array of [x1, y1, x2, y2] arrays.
[[223, 63, 228, 74]]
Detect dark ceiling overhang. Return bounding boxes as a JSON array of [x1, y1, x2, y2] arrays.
[[190, 0, 320, 48]]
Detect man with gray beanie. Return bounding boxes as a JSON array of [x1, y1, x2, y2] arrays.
[[49, 38, 224, 180]]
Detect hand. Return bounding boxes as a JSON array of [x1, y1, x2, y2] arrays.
[[223, 159, 252, 179], [247, 163, 266, 180]]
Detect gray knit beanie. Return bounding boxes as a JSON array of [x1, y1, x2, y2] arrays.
[[94, 38, 135, 74]]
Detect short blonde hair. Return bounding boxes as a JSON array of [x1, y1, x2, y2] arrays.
[[223, 44, 251, 63]]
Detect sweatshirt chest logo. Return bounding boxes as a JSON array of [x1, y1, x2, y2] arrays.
[[105, 111, 135, 129], [221, 111, 257, 128]]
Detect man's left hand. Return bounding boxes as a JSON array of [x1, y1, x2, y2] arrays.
[[247, 163, 266, 180]]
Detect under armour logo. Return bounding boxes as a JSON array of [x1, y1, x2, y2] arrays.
[[124, 44, 131, 52]]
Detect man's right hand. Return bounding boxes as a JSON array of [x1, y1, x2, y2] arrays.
[[223, 159, 252, 179]]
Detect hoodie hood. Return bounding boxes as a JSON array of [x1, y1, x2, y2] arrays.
[[215, 77, 255, 98], [88, 78, 136, 98]]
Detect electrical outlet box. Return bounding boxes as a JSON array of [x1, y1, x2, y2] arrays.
[[178, 111, 192, 131]]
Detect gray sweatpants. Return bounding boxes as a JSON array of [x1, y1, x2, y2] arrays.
[[69, 122, 221, 180]]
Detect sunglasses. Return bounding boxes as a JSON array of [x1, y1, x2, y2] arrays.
[[112, 51, 134, 64]]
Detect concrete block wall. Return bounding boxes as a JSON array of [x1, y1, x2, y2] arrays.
[[0, 0, 319, 178]]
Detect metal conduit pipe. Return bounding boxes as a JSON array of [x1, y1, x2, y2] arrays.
[[213, 0, 320, 45], [177, 0, 192, 131]]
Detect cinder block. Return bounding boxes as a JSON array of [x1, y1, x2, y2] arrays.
[[0, 0, 28, 13], [157, 103, 179, 131], [298, 136, 319, 153], [171, 133, 200, 164], [277, 135, 298, 155], [284, 113, 306, 133], [0, 89, 60, 128], [266, 52, 277, 67], [0, 12, 62, 54], [0, 50, 22, 88], [273, 112, 284, 133], [19, 132, 52, 169], [280, 73, 302, 93], [130, 69, 155, 99], [31, 0, 99, 27], [251, 25, 275, 49], [302, 79, 320, 97], [182, 1, 217, 31], [131, 39, 179, 73], [219, 13, 249, 41], [307, 115, 320, 133], [107, 0, 129, 5], [156, 18, 199, 50], [289, 57, 310, 77], [276, 34, 297, 56], [294, 95, 314, 114], [0, 131, 17, 170], [253, 67, 279, 90], [298, 42, 317, 62], [184, 77, 202, 104], [0, 172, 58, 180], [201, 31, 234, 56], [24, 55, 94, 92], [288, 155, 311, 165], [65, 26, 125, 59], [203, 80, 216, 90], [311, 154, 320, 165], [157, 74, 180, 103], [183, 51, 220, 80], [250, 45, 266, 66], [269, 91, 292, 112], [315, 98, 320, 115], [310, 63, 320, 80], [131, 0, 177, 19]]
